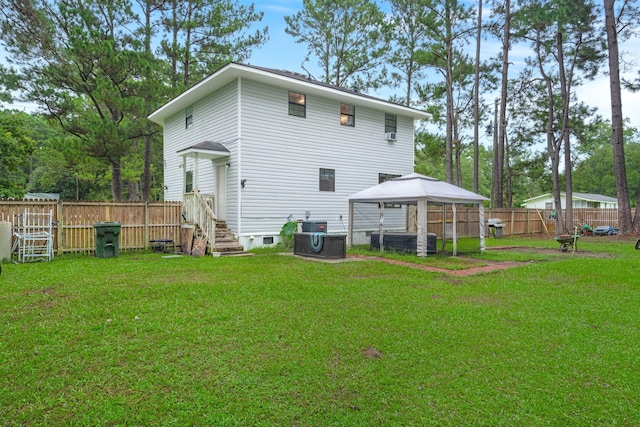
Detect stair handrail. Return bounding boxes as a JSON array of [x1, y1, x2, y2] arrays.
[[183, 191, 216, 254]]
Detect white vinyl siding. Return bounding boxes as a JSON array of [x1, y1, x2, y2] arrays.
[[163, 82, 239, 232], [162, 73, 419, 241], [238, 79, 413, 235]]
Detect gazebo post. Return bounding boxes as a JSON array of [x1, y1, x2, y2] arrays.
[[417, 199, 427, 257], [379, 202, 385, 252], [479, 204, 485, 253], [452, 202, 457, 256], [348, 201, 354, 248], [441, 204, 446, 252]]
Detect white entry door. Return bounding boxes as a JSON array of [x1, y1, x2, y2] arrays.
[[215, 164, 227, 221]]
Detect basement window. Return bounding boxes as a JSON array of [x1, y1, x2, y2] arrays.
[[263, 237, 274, 245]]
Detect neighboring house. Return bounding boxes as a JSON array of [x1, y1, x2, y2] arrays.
[[149, 62, 430, 249], [23, 193, 60, 201], [523, 192, 618, 210]]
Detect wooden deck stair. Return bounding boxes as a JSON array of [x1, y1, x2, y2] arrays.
[[213, 221, 245, 255], [182, 193, 244, 256]]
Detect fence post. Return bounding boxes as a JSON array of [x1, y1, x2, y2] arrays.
[[510, 209, 515, 236], [56, 199, 63, 254]]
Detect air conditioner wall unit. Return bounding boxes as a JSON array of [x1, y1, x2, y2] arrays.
[[385, 132, 397, 141]]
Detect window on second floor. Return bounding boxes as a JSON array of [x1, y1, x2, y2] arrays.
[[185, 106, 193, 129], [319, 168, 335, 192], [385, 113, 397, 133], [288, 91, 306, 117], [340, 103, 355, 127]]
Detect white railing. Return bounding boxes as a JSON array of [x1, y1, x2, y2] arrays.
[[182, 192, 216, 252]]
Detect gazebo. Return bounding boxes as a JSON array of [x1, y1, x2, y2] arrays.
[[347, 173, 490, 256]]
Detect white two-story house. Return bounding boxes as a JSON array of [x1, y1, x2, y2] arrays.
[[149, 62, 430, 250]]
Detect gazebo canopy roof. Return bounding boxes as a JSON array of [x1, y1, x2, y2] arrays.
[[348, 173, 490, 205]]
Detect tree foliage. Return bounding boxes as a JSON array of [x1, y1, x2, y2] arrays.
[[0, 0, 267, 201], [0, 110, 36, 198], [285, 0, 391, 90], [158, 0, 267, 95]]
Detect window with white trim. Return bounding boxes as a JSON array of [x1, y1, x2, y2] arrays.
[[385, 113, 397, 133], [340, 103, 355, 127], [379, 173, 401, 184], [185, 106, 193, 129], [185, 170, 193, 193], [288, 91, 306, 117], [319, 168, 335, 192]]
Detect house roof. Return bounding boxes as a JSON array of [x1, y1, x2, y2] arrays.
[[23, 192, 60, 201], [148, 62, 432, 125], [524, 192, 618, 204], [176, 140, 230, 160], [348, 173, 490, 205]]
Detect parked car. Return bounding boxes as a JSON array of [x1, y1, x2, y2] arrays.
[[593, 225, 618, 236]]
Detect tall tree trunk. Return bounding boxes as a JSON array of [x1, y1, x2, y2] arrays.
[[491, 98, 498, 206], [604, 0, 633, 232], [111, 162, 123, 201], [506, 133, 512, 207], [496, 0, 511, 208], [473, 0, 482, 193], [141, 0, 154, 202], [557, 30, 573, 233], [454, 114, 462, 187], [541, 64, 564, 232], [128, 180, 139, 201], [444, 2, 454, 184], [170, 0, 179, 94]]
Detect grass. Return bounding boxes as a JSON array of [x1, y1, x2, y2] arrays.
[[1, 234, 640, 425]]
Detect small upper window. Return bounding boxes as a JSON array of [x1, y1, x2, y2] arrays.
[[185, 106, 193, 129], [340, 104, 355, 127], [385, 113, 397, 133], [289, 91, 306, 117], [319, 168, 335, 192]]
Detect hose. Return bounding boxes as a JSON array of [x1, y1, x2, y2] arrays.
[[310, 232, 325, 253]]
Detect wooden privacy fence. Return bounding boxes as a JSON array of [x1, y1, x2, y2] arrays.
[[1, 200, 632, 255], [1, 200, 182, 255], [413, 207, 631, 238]]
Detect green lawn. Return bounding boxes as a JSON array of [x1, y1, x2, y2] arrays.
[[1, 235, 639, 425]]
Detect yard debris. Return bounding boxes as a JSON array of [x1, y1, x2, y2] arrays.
[[362, 346, 383, 359]]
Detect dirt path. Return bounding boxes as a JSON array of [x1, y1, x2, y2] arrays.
[[347, 254, 528, 276]]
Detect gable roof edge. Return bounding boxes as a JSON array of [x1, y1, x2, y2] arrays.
[[149, 62, 431, 125]]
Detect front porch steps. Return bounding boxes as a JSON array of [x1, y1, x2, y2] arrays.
[[213, 221, 245, 254]]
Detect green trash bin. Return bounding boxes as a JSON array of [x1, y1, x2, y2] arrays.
[[94, 222, 121, 258]]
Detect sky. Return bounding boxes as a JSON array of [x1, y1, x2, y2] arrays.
[[4, 0, 640, 136], [242, 0, 640, 137]]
